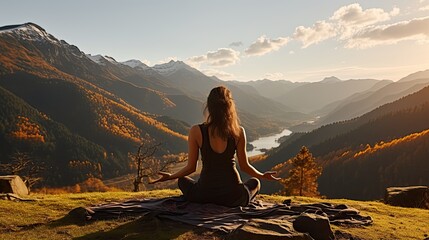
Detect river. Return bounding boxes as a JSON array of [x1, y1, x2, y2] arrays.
[[247, 129, 292, 156]]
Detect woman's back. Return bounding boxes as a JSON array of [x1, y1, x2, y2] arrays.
[[183, 123, 249, 206], [198, 124, 241, 186]]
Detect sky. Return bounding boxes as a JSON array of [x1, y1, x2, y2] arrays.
[[1, 0, 429, 82]]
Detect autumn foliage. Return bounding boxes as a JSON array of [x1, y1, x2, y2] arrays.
[[274, 146, 322, 197], [353, 129, 429, 158], [10, 116, 45, 142]]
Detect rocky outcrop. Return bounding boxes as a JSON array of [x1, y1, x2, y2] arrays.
[[384, 186, 429, 209]]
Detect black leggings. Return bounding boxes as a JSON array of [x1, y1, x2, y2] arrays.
[[178, 177, 261, 203]]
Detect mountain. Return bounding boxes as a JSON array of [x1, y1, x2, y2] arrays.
[[398, 69, 429, 82], [273, 78, 390, 113], [0, 85, 111, 186], [1, 23, 208, 125], [152, 61, 305, 122], [320, 76, 341, 83], [229, 79, 308, 100], [121, 59, 151, 70], [312, 80, 393, 117], [317, 77, 429, 126], [259, 85, 429, 199], [0, 23, 191, 186]]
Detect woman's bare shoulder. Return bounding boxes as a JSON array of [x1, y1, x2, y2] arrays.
[[190, 124, 201, 130], [189, 124, 203, 137], [237, 126, 246, 143], [239, 126, 246, 135]]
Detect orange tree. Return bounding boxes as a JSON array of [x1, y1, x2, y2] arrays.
[[278, 146, 322, 197]]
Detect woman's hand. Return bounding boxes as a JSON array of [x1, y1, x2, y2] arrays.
[[261, 171, 281, 181], [149, 171, 172, 184]]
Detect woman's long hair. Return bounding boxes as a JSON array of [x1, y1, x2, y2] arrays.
[[205, 86, 241, 140]]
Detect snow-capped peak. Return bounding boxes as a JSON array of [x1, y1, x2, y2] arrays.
[[86, 54, 119, 65], [0, 22, 60, 44], [86, 54, 104, 64], [152, 60, 198, 76], [121, 59, 150, 70]]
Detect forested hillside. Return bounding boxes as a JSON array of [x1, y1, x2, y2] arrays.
[[262, 86, 429, 199], [0, 86, 111, 186], [0, 23, 190, 187], [318, 128, 429, 199]]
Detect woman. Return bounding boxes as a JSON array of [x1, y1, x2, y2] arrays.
[[150, 86, 280, 207]]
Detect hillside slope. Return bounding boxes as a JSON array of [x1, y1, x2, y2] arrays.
[[318, 78, 429, 126], [274, 78, 388, 113], [0, 86, 112, 186], [318, 128, 429, 199], [0, 23, 204, 125], [0, 23, 190, 186], [260, 86, 429, 199]]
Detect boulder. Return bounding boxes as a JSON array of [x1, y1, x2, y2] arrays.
[[384, 186, 428, 209], [227, 218, 313, 240], [0, 175, 29, 196], [293, 213, 335, 240]]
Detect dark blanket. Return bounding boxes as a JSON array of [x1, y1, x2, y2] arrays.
[[84, 196, 372, 240]]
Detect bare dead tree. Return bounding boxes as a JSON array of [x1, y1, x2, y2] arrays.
[[129, 143, 188, 192], [0, 152, 31, 175], [129, 142, 162, 192]]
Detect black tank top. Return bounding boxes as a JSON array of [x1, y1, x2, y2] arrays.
[[184, 124, 249, 207]]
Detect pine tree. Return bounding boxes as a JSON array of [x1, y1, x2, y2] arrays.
[[280, 146, 322, 197]]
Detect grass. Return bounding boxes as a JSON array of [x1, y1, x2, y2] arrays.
[[0, 190, 428, 240]]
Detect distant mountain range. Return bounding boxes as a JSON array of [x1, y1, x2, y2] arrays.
[[1, 22, 428, 192]]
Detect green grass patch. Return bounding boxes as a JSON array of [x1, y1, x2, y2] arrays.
[[0, 190, 428, 240]]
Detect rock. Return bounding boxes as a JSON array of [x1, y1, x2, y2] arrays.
[[227, 218, 313, 240], [293, 213, 335, 240], [0, 175, 29, 196], [384, 186, 429, 209]]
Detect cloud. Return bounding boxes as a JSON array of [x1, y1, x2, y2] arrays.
[[294, 21, 336, 48], [187, 55, 206, 63], [202, 69, 235, 80], [292, 3, 403, 48], [244, 35, 289, 56], [331, 3, 397, 27], [332, 4, 400, 40], [292, 3, 399, 48], [187, 48, 240, 67], [419, 5, 429, 11], [345, 17, 429, 48], [229, 41, 243, 47], [264, 72, 284, 80]]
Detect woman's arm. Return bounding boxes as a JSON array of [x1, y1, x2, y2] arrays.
[[236, 127, 280, 181], [150, 125, 200, 184]]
